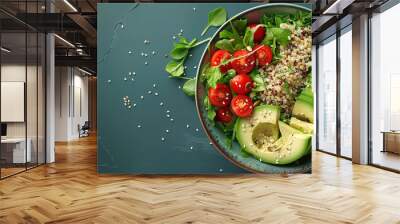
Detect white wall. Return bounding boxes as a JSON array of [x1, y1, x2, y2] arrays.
[[55, 67, 89, 141]]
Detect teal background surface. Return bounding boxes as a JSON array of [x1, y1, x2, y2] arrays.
[[97, 3, 309, 174]]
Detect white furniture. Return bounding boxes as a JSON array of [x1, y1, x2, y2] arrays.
[[1, 82, 25, 122], [1, 138, 31, 163]]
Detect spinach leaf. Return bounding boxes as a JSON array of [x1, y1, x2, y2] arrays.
[[219, 30, 234, 39], [165, 60, 184, 77], [232, 18, 247, 34], [215, 39, 235, 53], [170, 44, 189, 60], [201, 8, 227, 36], [182, 78, 196, 96]]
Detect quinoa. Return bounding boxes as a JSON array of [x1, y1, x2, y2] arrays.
[[260, 26, 311, 115]]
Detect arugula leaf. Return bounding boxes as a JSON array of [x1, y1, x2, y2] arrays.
[[242, 27, 254, 48], [249, 70, 266, 92], [182, 78, 196, 96], [204, 66, 223, 88], [201, 8, 227, 36], [165, 60, 184, 77], [270, 28, 291, 46], [215, 39, 235, 53], [204, 96, 216, 123], [220, 69, 236, 83]]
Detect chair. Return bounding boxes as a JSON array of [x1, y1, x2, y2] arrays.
[[78, 121, 90, 138]]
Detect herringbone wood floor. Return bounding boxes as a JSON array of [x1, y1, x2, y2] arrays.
[[1, 135, 400, 224]]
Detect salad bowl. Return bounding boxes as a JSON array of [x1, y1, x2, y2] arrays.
[[195, 3, 312, 173]]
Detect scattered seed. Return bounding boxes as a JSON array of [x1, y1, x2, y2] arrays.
[[160, 102, 164, 106], [128, 50, 132, 54], [186, 124, 190, 128], [140, 96, 144, 99], [153, 84, 157, 88], [165, 130, 169, 133], [107, 80, 111, 83], [195, 128, 199, 132], [137, 125, 141, 128], [161, 137, 165, 141], [154, 92, 159, 96], [148, 90, 152, 94], [144, 61, 148, 65]]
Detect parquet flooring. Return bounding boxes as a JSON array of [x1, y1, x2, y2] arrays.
[[0, 135, 400, 224]]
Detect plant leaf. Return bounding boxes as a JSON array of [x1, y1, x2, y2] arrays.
[[201, 7, 227, 36], [170, 46, 189, 60], [182, 78, 196, 96], [215, 39, 235, 53], [165, 60, 184, 77], [243, 27, 254, 48], [205, 66, 223, 88]]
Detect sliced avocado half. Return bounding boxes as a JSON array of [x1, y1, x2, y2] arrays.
[[292, 99, 314, 123], [290, 117, 314, 134], [236, 105, 311, 165]]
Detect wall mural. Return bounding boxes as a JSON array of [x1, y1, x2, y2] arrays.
[[98, 3, 313, 174]]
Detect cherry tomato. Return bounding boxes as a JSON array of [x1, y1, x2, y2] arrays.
[[231, 95, 254, 118], [216, 107, 234, 123], [230, 74, 253, 95], [208, 83, 232, 107], [210, 50, 232, 73], [249, 24, 266, 43], [254, 45, 273, 67], [231, 49, 256, 74]]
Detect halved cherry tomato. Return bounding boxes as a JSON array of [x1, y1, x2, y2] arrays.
[[231, 95, 254, 118], [208, 83, 232, 107], [210, 49, 232, 73], [254, 45, 273, 67], [230, 73, 253, 95], [231, 49, 256, 74], [249, 24, 266, 43], [216, 107, 234, 123]]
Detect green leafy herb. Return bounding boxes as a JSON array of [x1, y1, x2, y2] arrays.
[[243, 27, 254, 48], [270, 28, 291, 46], [249, 70, 266, 92], [166, 37, 211, 78], [232, 19, 248, 33], [169, 44, 189, 60], [220, 69, 236, 83], [165, 60, 184, 77], [182, 78, 196, 96], [201, 7, 227, 36], [204, 96, 216, 123], [203, 66, 223, 88], [215, 39, 235, 53]]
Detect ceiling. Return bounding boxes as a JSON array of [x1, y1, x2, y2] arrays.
[[0, 0, 391, 75]]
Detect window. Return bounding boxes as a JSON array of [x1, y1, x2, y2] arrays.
[[370, 3, 400, 171], [317, 35, 337, 154], [339, 26, 352, 158]]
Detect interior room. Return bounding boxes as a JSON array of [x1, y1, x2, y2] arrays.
[[0, 0, 400, 223]]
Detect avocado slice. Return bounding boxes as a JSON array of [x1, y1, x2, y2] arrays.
[[289, 117, 314, 134], [236, 104, 281, 149], [292, 99, 314, 123], [236, 105, 311, 165], [300, 87, 313, 98]]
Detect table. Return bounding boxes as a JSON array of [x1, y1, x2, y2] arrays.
[[381, 131, 400, 154], [1, 138, 31, 163]]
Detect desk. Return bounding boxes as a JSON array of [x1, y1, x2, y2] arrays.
[[381, 131, 400, 154], [1, 138, 31, 163]]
